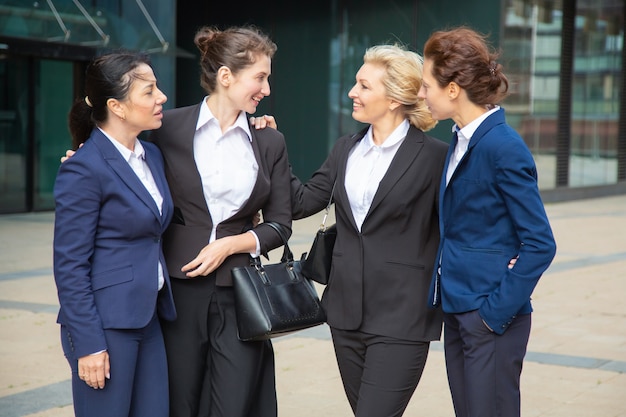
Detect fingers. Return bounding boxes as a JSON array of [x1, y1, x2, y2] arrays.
[[78, 352, 108, 389], [60, 149, 76, 163], [264, 115, 277, 129], [249, 115, 277, 130]]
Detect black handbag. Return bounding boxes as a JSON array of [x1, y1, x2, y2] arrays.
[[231, 222, 326, 342], [300, 183, 336, 285]]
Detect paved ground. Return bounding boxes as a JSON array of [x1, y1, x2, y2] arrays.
[[1, 195, 625, 416]]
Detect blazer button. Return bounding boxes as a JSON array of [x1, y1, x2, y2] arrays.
[[153, 237, 160, 243]]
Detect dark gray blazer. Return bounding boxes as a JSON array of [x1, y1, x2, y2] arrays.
[[149, 103, 293, 286], [292, 125, 448, 341]]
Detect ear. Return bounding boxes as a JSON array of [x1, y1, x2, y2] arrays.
[[106, 98, 126, 121], [388, 99, 402, 112], [217, 66, 232, 87], [448, 82, 460, 100]]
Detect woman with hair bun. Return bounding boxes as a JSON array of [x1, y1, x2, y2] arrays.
[[419, 26, 556, 417], [150, 26, 291, 417]]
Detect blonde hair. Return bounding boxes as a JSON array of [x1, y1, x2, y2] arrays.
[[363, 44, 437, 131]]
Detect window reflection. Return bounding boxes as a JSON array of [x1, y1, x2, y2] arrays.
[[503, 0, 624, 189], [570, 0, 622, 186], [502, 0, 564, 189]]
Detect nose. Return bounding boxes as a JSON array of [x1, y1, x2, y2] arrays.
[[348, 84, 357, 99], [157, 87, 167, 104], [261, 79, 271, 97], [417, 86, 425, 100]]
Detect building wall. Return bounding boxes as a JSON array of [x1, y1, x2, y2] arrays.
[[0, 0, 624, 213]]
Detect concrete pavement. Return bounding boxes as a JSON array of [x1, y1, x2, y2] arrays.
[[1, 195, 625, 416]]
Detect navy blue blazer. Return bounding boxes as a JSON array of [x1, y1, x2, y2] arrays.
[[429, 108, 556, 335], [53, 128, 176, 359]]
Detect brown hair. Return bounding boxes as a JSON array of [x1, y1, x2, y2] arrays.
[[363, 44, 437, 131], [423, 27, 509, 105], [194, 26, 277, 94]]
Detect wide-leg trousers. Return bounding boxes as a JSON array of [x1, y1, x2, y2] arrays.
[[161, 275, 277, 417]]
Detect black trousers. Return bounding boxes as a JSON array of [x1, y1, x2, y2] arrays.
[[161, 275, 277, 417], [331, 328, 430, 417], [443, 310, 531, 417]]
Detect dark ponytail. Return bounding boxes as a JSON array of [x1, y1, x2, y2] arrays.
[[67, 51, 152, 149]]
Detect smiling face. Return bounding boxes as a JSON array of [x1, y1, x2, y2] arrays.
[[418, 58, 453, 122], [118, 63, 167, 131], [348, 63, 393, 126], [228, 54, 272, 114]]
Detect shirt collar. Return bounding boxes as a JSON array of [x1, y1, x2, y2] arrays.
[[196, 96, 253, 142], [453, 105, 500, 141], [98, 127, 144, 161], [363, 119, 410, 150]]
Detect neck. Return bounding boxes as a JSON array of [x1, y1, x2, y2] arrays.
[[99, 122, 137, 151], [370, 114, 405, 146], [206, 95, 240, 133], [451, 90, 492, 129]]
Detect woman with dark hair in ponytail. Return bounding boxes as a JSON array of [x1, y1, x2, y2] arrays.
[[418, 27, 557, 417], [53, 52, 175, 417]]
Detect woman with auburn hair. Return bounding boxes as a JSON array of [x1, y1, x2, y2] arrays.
[[419, 26, 556, 417]]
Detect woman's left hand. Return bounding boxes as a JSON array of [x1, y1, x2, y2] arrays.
[[182, 238, 234, 277]]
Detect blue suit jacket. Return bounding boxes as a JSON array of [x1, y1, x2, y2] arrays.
[[429, 108, 556, 334], [53, 128, 176, 358]]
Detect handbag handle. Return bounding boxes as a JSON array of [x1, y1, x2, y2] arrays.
[[263, 221, 294, 264], [320, 181, 336, 232]]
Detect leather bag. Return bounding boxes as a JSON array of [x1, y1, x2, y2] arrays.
[[300, 183, 336, 285], [231, 222, 326, 341]]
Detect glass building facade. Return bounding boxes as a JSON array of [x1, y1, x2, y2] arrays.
[[1, 0, 624, 213]]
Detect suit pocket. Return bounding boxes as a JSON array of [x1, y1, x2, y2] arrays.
[[91, 265, 133, 290]]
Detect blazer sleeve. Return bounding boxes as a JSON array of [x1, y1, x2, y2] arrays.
[[53, 152, 108, 358], [250, 128, 294, 254], [479, 136, 557, 333], [291, 134, 352, 219]]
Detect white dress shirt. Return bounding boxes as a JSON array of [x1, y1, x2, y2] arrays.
[[445, 105, 500, 186], [100, 128, 165, 290], [345, 120, 409, 231], [193, 99, 260, 253]]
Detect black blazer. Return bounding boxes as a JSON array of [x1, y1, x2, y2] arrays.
[[149, 103, 292, 286], [292, 125, 448, 341]]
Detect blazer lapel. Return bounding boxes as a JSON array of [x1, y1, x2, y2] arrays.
[[446, 108, 506, 189], [144, 144, 171, 225], [365, 126, 424, 217], [239, 127, 265, 217], [335, 130, 366, 232], [170, 104, 212, 219], [92, 130, 162, 222]]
